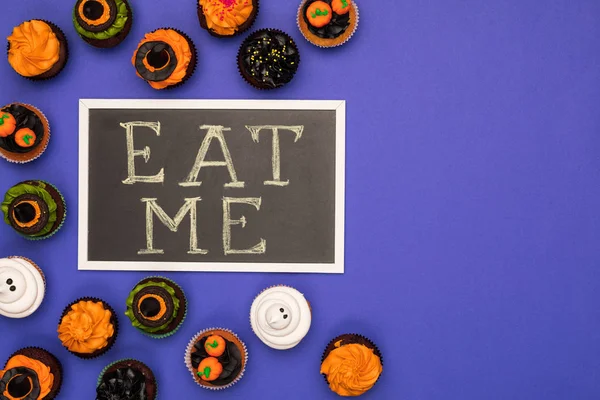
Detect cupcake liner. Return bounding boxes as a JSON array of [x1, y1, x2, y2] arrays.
[[197, 0, 259, 38], [81, 0, 134, 48], [237, 28, 301, 90], [97, 358, 158, 400], [129, 276, 187, 339], [321, 334, 383, 386], [297, 0, 359, 48], [21, 181, 67, 241], [0, 103, 50, 164], [58, 297, 119, 360], [8, 347, 63, 400], [184, 328, 248, 391]]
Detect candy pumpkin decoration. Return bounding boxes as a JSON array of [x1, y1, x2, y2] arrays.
[[306, 1, 332, 28], [196, 357, 223, 382], [204, 335, 226, 357], [331, 0, 351, 15], [0, 113, 16, 137], [15, 128, 36, 148]]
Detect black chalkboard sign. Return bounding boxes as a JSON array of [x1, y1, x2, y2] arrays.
[[78, 100, 345, 273]]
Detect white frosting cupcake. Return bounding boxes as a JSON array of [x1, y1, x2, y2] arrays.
[[0, 257, 45, 318], [250, 285, 311, 350]]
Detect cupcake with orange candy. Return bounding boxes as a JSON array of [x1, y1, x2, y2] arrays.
[[7, 20, 68, 80], [0, 347, 62, 400], [185, 328, 247, 390], [297, 0, 359, 48], [0, 104, 50, 163], [57, 298, 118, 359], [132, 28, 197, 90], [197, 0, 259, 38], [320, 334, 383, 397]]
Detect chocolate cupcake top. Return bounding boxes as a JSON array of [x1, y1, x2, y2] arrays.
[[191, 335, 243, 386], [125, 278, 184, 334], [0, 105, 45, 154], [1, 181, 58, 237], [96, 360, 156, 400], [238, 29, 299, 89], [302, 0, 351, 39], [132, 29, 193, 90], [73, 0, 130, 41]]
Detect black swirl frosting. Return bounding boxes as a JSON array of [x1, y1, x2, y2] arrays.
[[239, 29, 300, 89], [302, 0, 350, 39], [0, 367, 41, 400], [96, 367, 147, 400], [0, 105, 44, 154], [191, 337, 242, 386]]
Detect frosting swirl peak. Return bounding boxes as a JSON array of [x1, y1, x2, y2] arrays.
[[58, 300, 115, 354], [8, 20, 60, 77], [321, 343, 382, 397]]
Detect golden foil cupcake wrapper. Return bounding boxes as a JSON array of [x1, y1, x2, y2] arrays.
[[0, 104, 50, 164], [297, 0, 360, 48], [97, 358, 158, 400], [7, 347, 63, 400], [184, 327, 248, 391], [58, 297, 119, 360]]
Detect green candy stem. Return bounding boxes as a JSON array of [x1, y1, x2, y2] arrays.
[[23, 134, 33, 145], [341, 0, 348, 7], [207, 340, 219, 349], [311, 8, 329, 18], [197, 366, 212, 379], [0, 115, 9, 126]]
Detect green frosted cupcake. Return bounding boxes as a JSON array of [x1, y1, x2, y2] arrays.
[[73, 0, 133, 48], [1, 180, 66, 240], [125, 276, 187, 339]]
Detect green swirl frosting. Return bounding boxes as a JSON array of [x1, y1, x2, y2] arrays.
[[73, 0, 129, 40], [1, 182, 57, 237], [125, 280, 180, 333]]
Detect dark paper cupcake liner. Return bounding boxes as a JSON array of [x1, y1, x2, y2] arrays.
[[197, 0, 259, 38], [6, 20, 69, 81], [58, 297, 119, 360], [237, 28, 301, 91], [97, 358, 158, 400], [19, 181, 66, 241], [128, 276, 188, 339], [7, 347, 63, 400], [81, 0, 134, 48], [0, 103, 50, 164], [321, 333, 383, 386]]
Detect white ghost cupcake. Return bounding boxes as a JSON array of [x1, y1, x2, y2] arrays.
[[0, 256, 45, 318], [250, 285, 311, 350]]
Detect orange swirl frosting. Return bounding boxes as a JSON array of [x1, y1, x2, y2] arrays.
[[58, 300, 115, 354], [199, 0, 253, 36], [320, 343, 383, 397], [132, 29, 192, 90], [7, 20, 60, 77], [0, 355, 54, 399]]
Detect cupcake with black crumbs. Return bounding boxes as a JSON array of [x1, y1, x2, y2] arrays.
[[237, 29, 300, 90], [185, 328, 248, 390], [7, 20, 68, 80], [297, 0, 358, 47], [57, 298, 118, 359], [197, 0, 258, 38], [96, 359, 157, 400], [0, 347, 63, 400], [125, 276, 187, 339], [73, 0, 133, 48], [0, 104, 50, 163], [132, 28, 197, 89]]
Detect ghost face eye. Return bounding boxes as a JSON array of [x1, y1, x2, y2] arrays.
[[6, 279, 13, 285], [280, 308, 284, 312], [0, 268, 26, 301]]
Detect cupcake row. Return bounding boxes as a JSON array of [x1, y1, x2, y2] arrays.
[[6, 0, 358, 90], [0, 263, 383, 397]]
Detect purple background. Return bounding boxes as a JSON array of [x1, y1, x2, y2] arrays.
[[1, 0, 599, 399]]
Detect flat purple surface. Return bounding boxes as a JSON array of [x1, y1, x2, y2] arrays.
[[1, 0, 599, 399]]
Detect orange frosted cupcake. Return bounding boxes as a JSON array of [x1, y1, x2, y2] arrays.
[[0, 347, 62, 400], [7, 20, 68, 80], [197, 0, 258, 38], [132, 28, 197, 90], [57, 298, 118, 359], [320, 334, 383, 397]]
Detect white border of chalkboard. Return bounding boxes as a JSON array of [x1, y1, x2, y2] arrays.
[[78, 99, 345, 273]]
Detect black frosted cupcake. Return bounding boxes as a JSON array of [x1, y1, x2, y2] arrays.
[[125, 276, 187, 339], [7, 20, 68, 80], [1, 180, 66, 240], [73, 0, 133, 48], [0, 347, 63, 400], [96, 359, 157, 400], [0, 104, 50, 163], [238, 29, 300, 90], [132, 28, 197, 90], [57, 297, 118, 359]]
